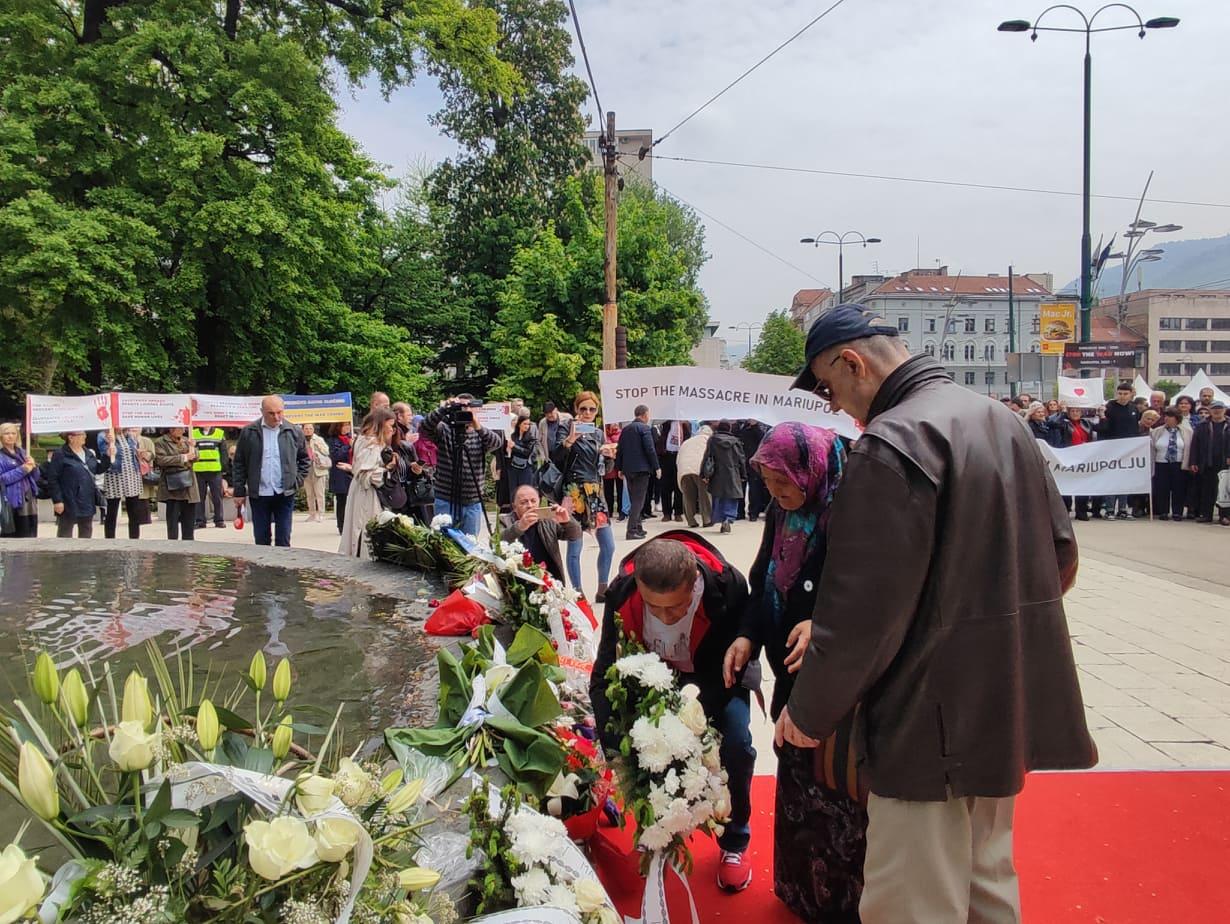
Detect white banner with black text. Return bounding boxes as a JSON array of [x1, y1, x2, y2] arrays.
[[1035, 437, 1151, 496], [598, 366, 862, 439]]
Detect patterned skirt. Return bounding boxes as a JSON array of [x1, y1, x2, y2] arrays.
[[773, 741, 867, 922], [566, 481, 609, 531]]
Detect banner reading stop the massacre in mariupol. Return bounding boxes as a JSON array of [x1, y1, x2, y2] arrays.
[[1035, 437, 1151, 496], [599, 366, 862, 439]]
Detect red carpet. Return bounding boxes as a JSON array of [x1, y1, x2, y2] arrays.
[[591, 770, 1230, 922]]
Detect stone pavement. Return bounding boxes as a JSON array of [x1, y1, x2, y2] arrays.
[[38, 503, 1230, 773]]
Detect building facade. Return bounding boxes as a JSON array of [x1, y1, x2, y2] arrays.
[[861, 267, 1053, 394], [1110, 289, 1230, 393], [583, 129, 653, 183], [789, 288, 833, 331], [690, 321, 731, 369]]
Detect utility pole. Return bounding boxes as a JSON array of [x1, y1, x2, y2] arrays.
[[1008, 266, 1017, 398], [601, 111, 619, 371]]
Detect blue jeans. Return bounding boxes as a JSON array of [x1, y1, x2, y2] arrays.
[[714, 692, 755, 853], [566, 525, 615, 595], [249, 494, 294, 547], [712, 496, 740, 525], [620, 477, 631, 516], [434, 494, 483, 538]]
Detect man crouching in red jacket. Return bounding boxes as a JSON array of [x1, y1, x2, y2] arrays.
[[590, 530, 755, 892]]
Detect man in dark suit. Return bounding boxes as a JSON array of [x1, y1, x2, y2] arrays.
[[615, 404, 660, 540]]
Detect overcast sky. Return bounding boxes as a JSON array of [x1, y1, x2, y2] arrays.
[[336, 0, 1230, 334]]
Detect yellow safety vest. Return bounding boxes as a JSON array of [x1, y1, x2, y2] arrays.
[[191, 427, 224, 473]]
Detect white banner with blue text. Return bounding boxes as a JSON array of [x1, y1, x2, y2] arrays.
[[1035, 437, 1151, 496], [599, 366, 862, 439]]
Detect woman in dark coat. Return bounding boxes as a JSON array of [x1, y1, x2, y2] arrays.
[[327, 421, 354, 535], [154, 428, 199, 541], [724, 422, 865, 922], [551, 391, 616, 601], [504, 414, 539, 495], [700, 420, 747, 533], [47, 430, 113, 538]]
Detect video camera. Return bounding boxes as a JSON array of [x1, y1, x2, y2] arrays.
[[441, 397, 484, 429]]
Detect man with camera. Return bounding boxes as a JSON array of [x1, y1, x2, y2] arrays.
[[423, 394, 504, 537]]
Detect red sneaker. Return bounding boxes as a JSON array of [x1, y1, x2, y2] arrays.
[[717, 849, 752, 892]]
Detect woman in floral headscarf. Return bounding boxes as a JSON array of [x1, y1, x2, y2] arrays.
[[722, 421, 865, 922]]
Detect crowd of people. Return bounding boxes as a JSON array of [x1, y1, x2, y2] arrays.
[[1002, 383, 1230, 524]]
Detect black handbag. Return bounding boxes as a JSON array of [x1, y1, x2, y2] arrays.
[[165, 469, 194, 492], [538, 460, 564, 501], [406, 473, 434, 506]]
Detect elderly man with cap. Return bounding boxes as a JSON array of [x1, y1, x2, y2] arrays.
[[776, 304, 1096, 924], [1189, 398, 1230, 524]]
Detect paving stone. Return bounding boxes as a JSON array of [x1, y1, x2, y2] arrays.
[[1151, 743, 1230, 768], [1098, 706, 1208, 743]]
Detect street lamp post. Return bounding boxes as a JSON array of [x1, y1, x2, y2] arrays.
[[799, 231, 881, 303], [998, 6, 1179, 344], [729, 323, 763, 356]]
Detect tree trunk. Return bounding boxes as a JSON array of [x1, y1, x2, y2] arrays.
[[82, 0, 120, 43], [224, 0, 241, 40]]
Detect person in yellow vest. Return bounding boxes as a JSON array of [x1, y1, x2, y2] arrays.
[[191, 425, 226, 528]]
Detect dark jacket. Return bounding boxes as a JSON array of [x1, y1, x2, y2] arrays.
[[1047, 415, 1095, 449], [741, 501, 830, 720], [735, 421, 769, 468], [1189, 418, 1230, 471], [654, 421, 692, 456], [1098, 400, 1141, 440], [614, 420, 659, 475], [550, 424, 604, 485], [592, 530, 750, 749], [785, 355, 1096, 802], [47, 443, 111, 519], [700, 430, 747, 499], [424, 407, 504, 505], [1027, 418, 1053, 443], [327, 434, 353, 495], [499, 511, 581, 583], [232, 419, 310, 499]]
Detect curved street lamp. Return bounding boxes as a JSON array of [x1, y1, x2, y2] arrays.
[[998, 5, 1179, 344], [799, 231, 881, 304], [729, 322, 763, 355]]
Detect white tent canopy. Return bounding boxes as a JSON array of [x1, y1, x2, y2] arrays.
[[1133, 375, 1153, 400], [1178, 369, 1230, 406]]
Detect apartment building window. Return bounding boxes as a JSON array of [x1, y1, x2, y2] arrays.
[[942, 342, 955, 361], [1030, 317, 1040, 334], [1184, 340, 1209, 352], [1185, 318, 1209, 330], [1211, 364, 1230, 376], [1212, 319, 1230, 331], [985, 318, 996, 333], [964, 318, 976, 333], [984, 343, 996, 361], [1159, 317, 1181, 330], [1159, 340, 1182, 351], [1030, 342, 1040, 353], [923, 342, 936, 356], [964, 343, 975, 361], [898, 317, 909, 332], [985, 371, 996, 386], [927, 318, 937, 333], [1212, 341, 1230, 353], [1159, 363, 1182, 376], [964, 372, 976, 385]]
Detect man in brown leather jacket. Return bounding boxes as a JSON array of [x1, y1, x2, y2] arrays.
[[778, 304, 1096, 924]]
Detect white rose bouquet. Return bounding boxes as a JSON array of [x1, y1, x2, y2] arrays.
[[465, 783, 620, 924], [602, 641, 731, 873], [0, 645, 453, 923]]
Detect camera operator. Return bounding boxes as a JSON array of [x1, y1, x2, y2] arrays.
[[424, 393, 504, 537]]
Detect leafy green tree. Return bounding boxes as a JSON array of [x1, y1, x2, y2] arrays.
[[743, 310, 805, 376], [0, 0, 514, 415], [1154, 379, 1182, 401], [488, 173, 708, 410], [427, 0, 590, 388]]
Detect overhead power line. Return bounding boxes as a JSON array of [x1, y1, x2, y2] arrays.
[[567, 0, 606, 134], [642, 171, 828, 287], [654, 0, 852, 149], [642, 152, 1230, 210]]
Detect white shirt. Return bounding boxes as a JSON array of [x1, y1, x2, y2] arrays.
[[641, 574, 704, 673]]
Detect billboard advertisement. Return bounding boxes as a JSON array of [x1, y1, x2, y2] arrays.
[[1040, 302, 1077, 355]]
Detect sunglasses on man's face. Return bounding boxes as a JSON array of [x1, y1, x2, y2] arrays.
[[810, 354, 845, 401]]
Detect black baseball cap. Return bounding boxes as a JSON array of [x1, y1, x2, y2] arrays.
[[791, 303, 900, 392]]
